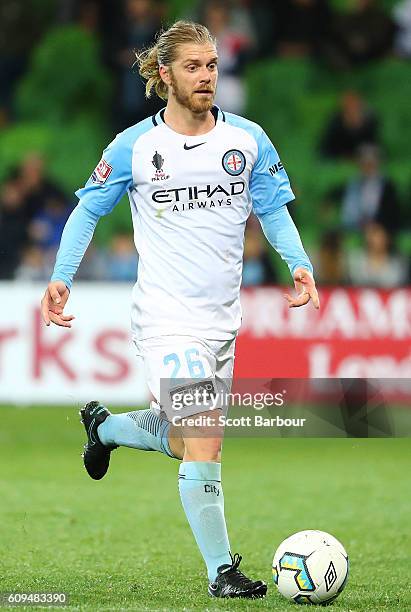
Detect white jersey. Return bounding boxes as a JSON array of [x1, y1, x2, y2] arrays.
[[75, 107, 294, 340]]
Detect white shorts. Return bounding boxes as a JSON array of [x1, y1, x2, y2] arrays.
[[134, 335, 236, 420]]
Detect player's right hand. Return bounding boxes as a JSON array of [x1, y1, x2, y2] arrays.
[[41, 281, 75, 328]]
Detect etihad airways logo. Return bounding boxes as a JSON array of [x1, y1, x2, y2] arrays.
[[152, 181, 245, 213]]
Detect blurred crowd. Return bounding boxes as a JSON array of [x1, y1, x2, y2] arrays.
[[0, 153, 138, 282], [1, 0, 410, 288]]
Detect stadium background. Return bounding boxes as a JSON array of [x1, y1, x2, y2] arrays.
[[1, 0, 410, 403], [1, 2, 410, 611]]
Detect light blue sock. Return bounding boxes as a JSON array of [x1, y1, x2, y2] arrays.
[[97, 410, 174, 458], [178, 461, 231, 582]]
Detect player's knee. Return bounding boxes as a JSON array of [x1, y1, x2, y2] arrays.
[[202, 437, 222, 459], [183, 436, 222, 462], [180, 409, 224, 461]]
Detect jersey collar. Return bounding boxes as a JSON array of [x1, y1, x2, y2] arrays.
[[151, 105, 226, 127]]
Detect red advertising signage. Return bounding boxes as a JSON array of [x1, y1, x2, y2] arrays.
[[0, 284, 410, 405], [236, 287, 411, 379]]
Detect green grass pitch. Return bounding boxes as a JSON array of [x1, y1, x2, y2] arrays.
[[0, 406, 410, 611]]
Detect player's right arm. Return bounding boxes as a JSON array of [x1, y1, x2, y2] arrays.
[[41, 133, 133, 327]]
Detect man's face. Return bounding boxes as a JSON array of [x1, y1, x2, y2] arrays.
[[166, 43, 218, 114]]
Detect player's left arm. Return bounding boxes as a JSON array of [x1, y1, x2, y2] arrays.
[[258, 206, 319, 309], [249, 128, 319, 309]]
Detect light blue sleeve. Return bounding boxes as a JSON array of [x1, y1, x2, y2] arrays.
[[51, 132, 133, 289], [50, 118, 154, 288], [250, 128, 295, 215], [224, 114, 295, 214], [74, 130, 134, 216], [257, 205, 313, 277], [50, 132, 133, 288], [51, 204, 99, 289]]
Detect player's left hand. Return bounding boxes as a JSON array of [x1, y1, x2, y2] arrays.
[[284, 267, 320, 309]]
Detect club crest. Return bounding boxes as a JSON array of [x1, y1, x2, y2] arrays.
[[222, 149, 246, 176]]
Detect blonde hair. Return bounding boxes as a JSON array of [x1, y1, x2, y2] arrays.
[[136, 20, 216, 100]]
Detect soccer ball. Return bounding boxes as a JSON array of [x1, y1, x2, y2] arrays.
[[272, 530, 349, 605]]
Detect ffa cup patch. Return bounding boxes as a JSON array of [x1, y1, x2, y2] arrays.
[[91, 158, 113, 184], [151, 150, 170, 182], [222, 149, 246, 176]]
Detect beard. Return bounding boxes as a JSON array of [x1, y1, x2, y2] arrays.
[[170, 70, 215, 114]]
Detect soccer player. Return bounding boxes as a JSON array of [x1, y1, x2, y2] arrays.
[[41, 21, 319, 599]]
